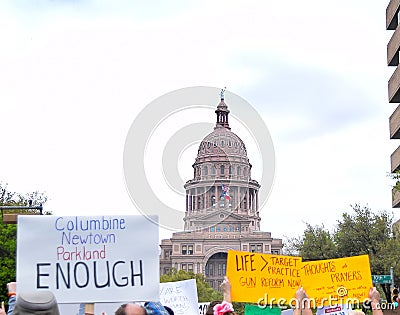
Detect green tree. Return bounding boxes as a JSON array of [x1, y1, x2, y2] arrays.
[[334, 204, 398, 302], [160, 268, 222, 302], [285, 223, 338, 260], [0, 182, 48, 305], [284, 204, 400, 303]]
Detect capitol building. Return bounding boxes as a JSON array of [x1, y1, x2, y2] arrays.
[[159, 92, 283, 289]]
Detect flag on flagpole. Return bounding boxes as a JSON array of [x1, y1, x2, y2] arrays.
[[221, 184, 231, 200]]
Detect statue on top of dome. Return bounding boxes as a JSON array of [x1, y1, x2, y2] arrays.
[[220, 87, 226, 100]]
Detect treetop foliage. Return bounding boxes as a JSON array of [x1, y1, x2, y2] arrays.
[[284, 204, 400, 302], [0, 182, 48, 305]]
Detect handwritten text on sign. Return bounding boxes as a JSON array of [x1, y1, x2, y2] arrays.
[[16, 215, 160, 303], [301, 255, 372, 306], [226, 250, 302, 304], [160, 279, 199, 315]]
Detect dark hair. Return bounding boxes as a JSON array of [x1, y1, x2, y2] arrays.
[[163, 306, 174, 315], [115, 304, 127, 315], [206, 301, 222, 315]]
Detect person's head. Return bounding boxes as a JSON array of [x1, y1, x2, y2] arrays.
[[115, 303, 146, 315], [12, 291, 60, 315], [206, 301, 222, 315], [143, 301, 171, 315], [213, 301, 236, 315]]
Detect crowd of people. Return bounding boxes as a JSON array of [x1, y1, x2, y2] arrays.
[[0, 277, 387, 315]]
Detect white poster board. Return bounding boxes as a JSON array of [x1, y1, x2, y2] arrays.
[[57, 303, 82, 315], [281, 309, 294, 315], [316, 305, 351, 315], [160, 279, 199, 315], [16, 215, 160, 303]]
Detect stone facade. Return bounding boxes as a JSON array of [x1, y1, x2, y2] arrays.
[[159, 93, 283, 290]]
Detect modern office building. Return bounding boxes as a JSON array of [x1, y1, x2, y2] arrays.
[[387, 0, 400, 207], [159, 92, 283, 289]]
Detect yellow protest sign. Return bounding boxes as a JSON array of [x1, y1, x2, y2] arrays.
[[300, 255, 372, 306], [226, 250, 302, 304]]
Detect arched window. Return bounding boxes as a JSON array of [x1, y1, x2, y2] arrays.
[[220, 165, 225, 175], [237, 166, 241, 176], [229, 165, 232, 175], [212, 165, 216, 175], [204, 166, 208, 175]]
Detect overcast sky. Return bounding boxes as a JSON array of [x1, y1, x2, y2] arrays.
[[0, 0, 396, 243]]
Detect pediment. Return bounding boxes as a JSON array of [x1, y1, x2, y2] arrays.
[[193, 210, 250, 223]]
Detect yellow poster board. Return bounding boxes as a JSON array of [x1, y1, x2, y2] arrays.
[[226, 250, 302, 304], [300, 255, 372, 306]]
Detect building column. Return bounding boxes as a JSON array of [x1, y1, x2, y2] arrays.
[[246, 188, 249, 212], [190, 190, 193, 211], [238, 187, 241, 211], [249, 188, 252, 212], [252, 189, 255, 212], [194, 187, 198, 211], [201, 187, 205, 212], [205, 187, 209, 210], [215, 184, 219, 209], [256, 190, 259, 212]]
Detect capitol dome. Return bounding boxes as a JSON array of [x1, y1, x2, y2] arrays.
[[196, 127, 248, 163], [190, 95, 253, 182]]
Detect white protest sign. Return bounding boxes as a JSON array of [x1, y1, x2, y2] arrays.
[[160, 279, 199, 315], [57, 303, 82, 315], [16, 215, 160, 303], [316, 304, 352, 315]]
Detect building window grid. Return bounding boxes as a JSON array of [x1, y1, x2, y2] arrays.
[[181, 244, 194, 255], [164, 250, 172, 259], [218, 263, 222, 276], [250, 243, 263, 253]]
